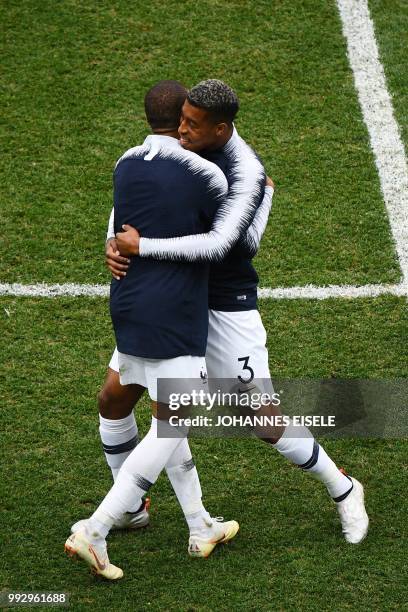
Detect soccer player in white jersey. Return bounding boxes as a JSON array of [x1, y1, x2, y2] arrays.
[[65, 81, 240, 580], [106, 80, 368, 546]]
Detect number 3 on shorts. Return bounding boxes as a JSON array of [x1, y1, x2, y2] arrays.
[[238, 356, 254, 384]]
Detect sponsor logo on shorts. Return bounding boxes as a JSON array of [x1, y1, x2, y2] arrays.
[[237, 294, 247, 301]]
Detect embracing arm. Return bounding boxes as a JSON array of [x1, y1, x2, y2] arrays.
[[138, 152, 265, 263], [107, 207, 115, 241], [105, 207, 130, 280], [236, 183, 274, 258]]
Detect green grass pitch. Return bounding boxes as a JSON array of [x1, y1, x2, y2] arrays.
[[1, 0, 407, 610]]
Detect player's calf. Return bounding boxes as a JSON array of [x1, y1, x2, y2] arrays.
[[271, 421, 369, 542]]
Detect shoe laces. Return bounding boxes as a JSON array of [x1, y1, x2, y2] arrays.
[[203, 514, 224, 528]]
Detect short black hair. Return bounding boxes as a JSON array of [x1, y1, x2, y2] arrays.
[[187, 79, 239, 124], [144, 80, 188, 130]]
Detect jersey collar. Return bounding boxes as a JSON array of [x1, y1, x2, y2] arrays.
[[144, 134, 181, 149], [143, 134, 181, 160], [223, 124, 240, 154]]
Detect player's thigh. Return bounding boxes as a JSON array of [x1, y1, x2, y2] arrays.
[[206, 309, 271, 384], [99, 348, 146, 416], [116, 349, 148, 388]]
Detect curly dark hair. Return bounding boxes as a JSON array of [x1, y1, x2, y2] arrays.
[[144, 80, 187, 130], [187, 79, 239, 124]]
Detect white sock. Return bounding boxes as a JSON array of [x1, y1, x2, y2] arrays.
[[99, 414, 141, 512], [91, 417, 186, 531], [99, 413, 139, 481], [85, 515, 111, 545], [165, 438, 210, 532], [273, 422, 352, 500]]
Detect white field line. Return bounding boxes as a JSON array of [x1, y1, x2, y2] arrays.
[[258, 283, 405, 300], [0, 283, 110, 298], [337, 0, 408, 292], [0, 282, 405, 300]]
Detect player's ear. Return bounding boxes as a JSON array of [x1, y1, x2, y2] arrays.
[[215, 122, 229, 137]]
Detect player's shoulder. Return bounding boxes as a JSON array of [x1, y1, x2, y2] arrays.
[[114, 144, 149, 169], [168, 147, 228, 193], [227, 128, 264, 174]]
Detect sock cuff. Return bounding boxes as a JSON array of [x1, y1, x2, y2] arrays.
[[273, 421, 314, 448], [99, 413, 137, 434]]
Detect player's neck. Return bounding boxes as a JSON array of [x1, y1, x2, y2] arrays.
[[151, 128, 179, 139], [218, 125, 234, 148], [207, 125, 234, 151]]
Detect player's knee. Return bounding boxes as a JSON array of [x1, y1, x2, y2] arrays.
[[98, 386, 113, 416], [98, 373, 139, 418], [97, 383, 123, 418], [256, 425, 285, 445]]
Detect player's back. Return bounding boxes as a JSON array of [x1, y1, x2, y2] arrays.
[[110, 135, 227, 359]]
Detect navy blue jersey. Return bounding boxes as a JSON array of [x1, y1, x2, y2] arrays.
[[201, 147, 262, 311], [138, 128, 266, 312], [110, 135, 228, 359]]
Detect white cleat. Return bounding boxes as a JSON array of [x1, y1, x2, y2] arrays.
[[111, 504, 150, 530], [188, 516, 239, 558], [71, 499, 150, 534], [64, 530, 123, 580], [336, 477, 369, 544]]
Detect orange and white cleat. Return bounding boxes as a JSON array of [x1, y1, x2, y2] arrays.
[[188, 516, 239, 558], [64, 530, 123, 580]]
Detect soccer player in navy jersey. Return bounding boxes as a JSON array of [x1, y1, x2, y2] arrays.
[[65, 81, 239, 580], [105, 79, 368, 546]]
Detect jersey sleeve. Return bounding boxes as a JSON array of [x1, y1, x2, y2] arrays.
[[106, 207, 115, 241], [235, 186, 274, 258], [138, 147, 265, 263]]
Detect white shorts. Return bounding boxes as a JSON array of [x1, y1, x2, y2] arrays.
[[108, 309, 271, 397], [206, 309, 272, 392], [109, 349, 207, 402]]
